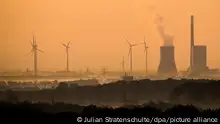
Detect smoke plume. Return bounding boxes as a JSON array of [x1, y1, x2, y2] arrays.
[[155, 15, 174, 46]]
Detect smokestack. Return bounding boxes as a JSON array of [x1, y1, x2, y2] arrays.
[[190, 15, 194, 72]]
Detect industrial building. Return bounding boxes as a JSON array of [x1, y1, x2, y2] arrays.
[[192, 45, 208, 74], [157, 46, 177, 76]]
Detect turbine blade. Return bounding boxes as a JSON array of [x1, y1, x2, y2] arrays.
[[132, 43, 143, 46], [30, 40, 33, 46], [34, 36, 36, 45], [132, 44, 138, 46], [33, 35, 35, 45], [28, 49, 34, 55], [60, 42, 67, 48], [67, 41, 71, 46], [143, 36, 148, 52], [144, 37, 147, 46], [125, 39, 131, 46], [37, 49, 44, 53]]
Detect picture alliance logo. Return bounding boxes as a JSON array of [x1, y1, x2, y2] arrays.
[[77, 117, 83, 122]]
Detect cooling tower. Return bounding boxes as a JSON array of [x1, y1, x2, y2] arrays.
[[157, 46, 177, 76]]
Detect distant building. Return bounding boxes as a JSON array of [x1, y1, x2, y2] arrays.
[[192, 45, 208, 74]]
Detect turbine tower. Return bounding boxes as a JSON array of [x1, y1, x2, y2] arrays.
[[143, 36, 148, 76], [122, 56, 125, 74], [61, 41, 71, 72], [29, 35, 44, 76], [126, 39, 142, 76], [101, 67, 108, 78]]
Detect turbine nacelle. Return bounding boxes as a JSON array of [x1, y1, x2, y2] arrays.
[[61, 41, 71, 49], [29, 37, 44, 54], [125, 39, 143, 47], [125, 39, 143, 58], [143, 36, 148, 52]]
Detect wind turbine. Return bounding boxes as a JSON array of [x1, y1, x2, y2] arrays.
[[29, 35, 44, 76], [61, 41, 71, 72], [143, 36, 149, 76], [126, 39, 142, 76]]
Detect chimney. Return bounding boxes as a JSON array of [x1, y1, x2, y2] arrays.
[[157, 46, 177, 76], [190, 15, 194, 72]]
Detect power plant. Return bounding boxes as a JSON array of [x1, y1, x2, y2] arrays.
[[156, 15, 208, 77], [189, 15, 208, 75], [157, 46, 177, 76]]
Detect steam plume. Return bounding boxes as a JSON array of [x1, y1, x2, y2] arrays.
[[155, 15, 174, 46]]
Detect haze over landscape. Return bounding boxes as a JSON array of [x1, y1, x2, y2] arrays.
[[1, 0, 220, 72], [2, 1, 220, 120]]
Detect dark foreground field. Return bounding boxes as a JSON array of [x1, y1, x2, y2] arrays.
[[1, 79, 220, 123], [0, 102, 220, 123], [2, 79, 220, 108]]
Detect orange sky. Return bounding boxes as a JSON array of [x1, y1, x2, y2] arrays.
[[1, 0, 220, 72]]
